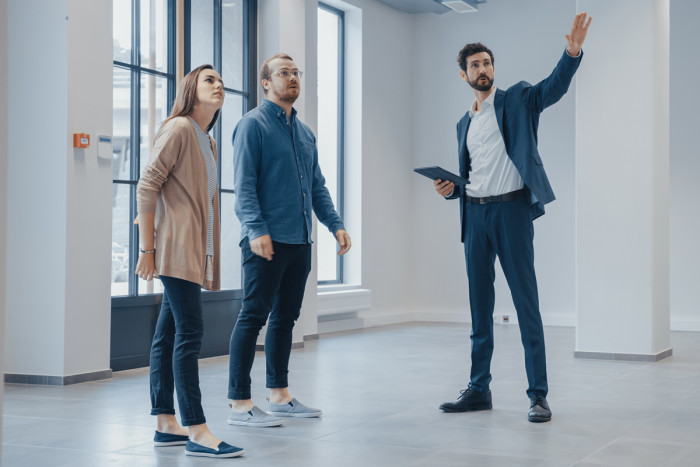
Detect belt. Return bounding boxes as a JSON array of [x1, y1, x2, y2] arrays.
[[465, 188, 526, 204]]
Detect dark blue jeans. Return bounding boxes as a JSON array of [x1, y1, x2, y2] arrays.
[[228, 239, 312, 400], [463, 193, 548, 398], [150, 275, 206, 426]]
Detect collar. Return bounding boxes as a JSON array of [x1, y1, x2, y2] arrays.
[[469, 87, 497, 118], [261, 99, 297, 120]]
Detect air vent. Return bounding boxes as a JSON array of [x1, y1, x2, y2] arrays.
[[441, 1, 477, 13]]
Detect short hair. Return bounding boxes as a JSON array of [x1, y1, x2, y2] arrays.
[[457, 43, 494, 72], [260, 53, 294, 95]]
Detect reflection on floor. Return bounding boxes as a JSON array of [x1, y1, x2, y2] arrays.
[[3, 323, 700, 466]]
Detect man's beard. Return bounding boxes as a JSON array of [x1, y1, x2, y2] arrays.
[[469, 75, 493, 92], [278, 88, 299, 104]]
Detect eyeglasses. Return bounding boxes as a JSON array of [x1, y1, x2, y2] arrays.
[[270, 68, 303, 79]]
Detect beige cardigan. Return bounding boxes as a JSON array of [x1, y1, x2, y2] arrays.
[[137, 117, 221, 291]]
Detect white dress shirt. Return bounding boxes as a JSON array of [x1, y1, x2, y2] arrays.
[[465, 88, 524, 197]]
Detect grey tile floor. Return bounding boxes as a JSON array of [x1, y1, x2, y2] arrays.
[[3, 323, 700, 466]]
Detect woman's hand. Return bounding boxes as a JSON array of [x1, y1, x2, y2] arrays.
[[134, 212, 157, 280], [135, 251, 157, 281]]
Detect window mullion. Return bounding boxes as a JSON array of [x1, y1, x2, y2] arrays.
[[129, 0, 142, 296]]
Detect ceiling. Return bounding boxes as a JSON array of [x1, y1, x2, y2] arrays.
[[375, 0, 486, 15]]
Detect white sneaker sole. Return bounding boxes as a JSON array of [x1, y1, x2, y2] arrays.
[[227, 418, 283, 427], [154, 440, 188, 447], [267, 411, 322, 418], [185, 449, 245, 458]]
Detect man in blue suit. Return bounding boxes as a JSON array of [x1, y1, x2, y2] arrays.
[[436, 13, 591, 423]]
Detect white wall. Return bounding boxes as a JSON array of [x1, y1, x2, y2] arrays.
[[670, 0, 700, 331], [5, 0, 112, 378], [575, 0, 670, 356], [409, 0, 578, 325], [64, 0, 113, 376], [6, 0, 70, 376], [341, 0, 416, 322], [1, 0, 8, 448], [256, 0, 320, 343]]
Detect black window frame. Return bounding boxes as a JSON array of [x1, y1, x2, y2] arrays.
[[318, 2, 345, 285], [111, 0, 257, 300], [112, 0, 177, 297], [184, 0, 257, 245]]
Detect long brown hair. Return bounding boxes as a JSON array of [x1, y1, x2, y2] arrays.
[[162, 64, 221, 132]]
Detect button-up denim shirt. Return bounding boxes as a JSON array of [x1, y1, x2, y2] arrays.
[[233, 99, 345, 245]]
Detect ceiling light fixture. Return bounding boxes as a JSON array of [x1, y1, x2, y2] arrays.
[[441, 1, 478, 13]]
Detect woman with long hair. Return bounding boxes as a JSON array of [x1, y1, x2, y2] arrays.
[[135, 64, 243, 458]]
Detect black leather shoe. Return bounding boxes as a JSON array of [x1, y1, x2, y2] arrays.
[[439, 386, 492, 412], [528, 394, 552, 422]]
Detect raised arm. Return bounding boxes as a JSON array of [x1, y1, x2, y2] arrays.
[[566, 12, 592, 58], [522, 13, 592, 112]]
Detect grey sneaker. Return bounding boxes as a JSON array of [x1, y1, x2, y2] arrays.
[[267, 398, 322, 418], [227, 405, 283, 427]]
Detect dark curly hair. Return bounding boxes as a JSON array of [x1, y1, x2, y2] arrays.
[[457, 43, 494, 72]]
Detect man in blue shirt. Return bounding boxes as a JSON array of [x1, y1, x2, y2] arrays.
[[435, 13, 591, 423], [228, 53, 351, 427]]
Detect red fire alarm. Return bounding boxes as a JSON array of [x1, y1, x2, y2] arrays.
[[73, 133, 90, 148]]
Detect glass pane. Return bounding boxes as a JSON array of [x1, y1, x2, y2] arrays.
[[317, 8, 339, 209], [221, 193, 242, 289], [112, 183, 132, 296], [317, 7, 341, 282], [138, 273, 164, 295], [113, 0, 132, 62], [140, 0, 169, 72], [139, 73, 169, 175], [220, 92, 242, 190], [222, 0, 244, 90], [190, 0, 215, 70], [317, 224, 338, 282], [113, 67, 132, 181]]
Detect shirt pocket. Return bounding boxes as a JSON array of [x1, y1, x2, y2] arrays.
[[299, 141, 316, 172]]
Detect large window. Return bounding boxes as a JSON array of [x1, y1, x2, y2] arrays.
[[112, 0, 175, 296], [186, 0, 254, 291], [112, 0, 255, 296], [317, 3, 345, 284]]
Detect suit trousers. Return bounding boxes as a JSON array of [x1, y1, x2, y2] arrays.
[[463, 193, 548, 398], [228, 238, 312, 400]]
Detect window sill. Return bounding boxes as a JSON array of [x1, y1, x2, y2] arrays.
[[317, 287, 371, 317]]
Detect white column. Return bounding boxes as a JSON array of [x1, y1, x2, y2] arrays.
[[670, 0, 700, 331], [1, 0, 9, 445], [575, 0, 671, 360], [256, 0, 319, 346], [4, 0, 113, 383]]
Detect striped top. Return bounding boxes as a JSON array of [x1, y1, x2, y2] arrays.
[[189, 117, 217, 257]]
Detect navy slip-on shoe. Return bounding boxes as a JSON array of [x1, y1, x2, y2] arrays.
[[185, 440, 245, 458], [153, 430, 189, 447]]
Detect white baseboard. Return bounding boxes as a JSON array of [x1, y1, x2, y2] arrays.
[[359, 310, 415, 328], [413, 310, 468, 323], [318, 317, 364, 334], [542, 314, 576, 327], [671, 319, 700, 332], [317, 307, 700, 335]]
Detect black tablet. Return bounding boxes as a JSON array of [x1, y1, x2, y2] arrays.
[[413, 166, 469, 185]]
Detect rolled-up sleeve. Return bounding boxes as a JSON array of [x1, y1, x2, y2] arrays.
[[233, 117, 270, 240]]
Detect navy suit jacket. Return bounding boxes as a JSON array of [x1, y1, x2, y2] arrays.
[[449, 50, 583, 242]]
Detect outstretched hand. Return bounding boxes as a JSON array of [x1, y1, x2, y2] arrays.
[[566, 12, 592, 57]]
